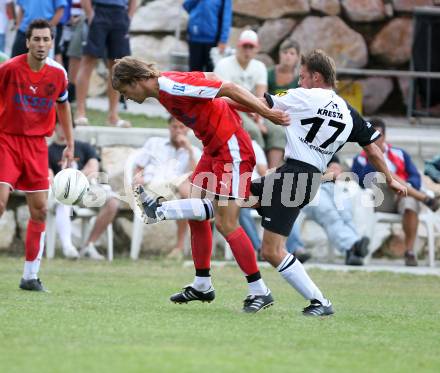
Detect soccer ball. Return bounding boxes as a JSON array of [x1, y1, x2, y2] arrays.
[[52, 168, 90, 205]]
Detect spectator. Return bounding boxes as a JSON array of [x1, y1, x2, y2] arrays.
[[0, 0, 12, 52], [184, 0, 231, 72], [49, 125, 120, 259], [54, 0, 73, 65], [74, 0, 136, 128], [65, 0, 85, 102], [352, 118, 439, 266], [268, 39, 300, 95], [214, 29, 268, 149], [300, 156, 370, 265], [424, 154, 440, 195], [133, 117, 202, 259], [239, 140, 267, 255], [11, 0, 67, 57], [264, 39, 301, 168]]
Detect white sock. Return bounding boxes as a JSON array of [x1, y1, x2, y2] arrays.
[[55, 204, 73, 250], [23, 232, 45, 280], [277, 253, 328, 305], [157, 198, 214, 221], [248, 279, 269, 296], [192, 276, 212, 292]]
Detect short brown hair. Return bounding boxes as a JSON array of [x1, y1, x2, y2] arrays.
[[301, 49, 336, 88], [25, 19, 54, 40], [112, 57, 161, 90], [279, 39, 300, 54]]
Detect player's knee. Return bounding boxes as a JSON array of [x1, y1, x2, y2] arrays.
[[32, 206, 48, 222], [260, 242, 278, 263], [214, 218, 237, 237]]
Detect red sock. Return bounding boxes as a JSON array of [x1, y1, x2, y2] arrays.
[[25, 220, 45, 261], [189, 220, 212, 270], [225, 227, 259, 276]]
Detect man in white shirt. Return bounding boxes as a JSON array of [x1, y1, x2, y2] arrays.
[[133, 117, 202, 258], [214, 29, 268, 148]]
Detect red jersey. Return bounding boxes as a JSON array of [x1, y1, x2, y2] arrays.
[[158, 71, 241, 155], [0, 54, 68, 137]]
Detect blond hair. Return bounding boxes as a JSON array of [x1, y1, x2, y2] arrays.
[[112, 57, 161, 90], [300, 49, 337, 88]]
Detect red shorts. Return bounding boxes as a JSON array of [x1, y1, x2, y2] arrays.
[[0, 133, 49, 192], [191, 127, 256, 199]]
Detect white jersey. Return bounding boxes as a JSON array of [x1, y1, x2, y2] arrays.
[[266, 88, 380, 172]]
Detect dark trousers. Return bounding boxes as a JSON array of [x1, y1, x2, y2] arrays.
[[11, 30, 27, 57], [189, 41, 216, 72]]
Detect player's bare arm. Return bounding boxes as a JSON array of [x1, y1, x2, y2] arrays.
[[56, 102, 75, 168], [49, 6, 65, 27], [217, 81, 289, 126], [363, 142, 407, 196]]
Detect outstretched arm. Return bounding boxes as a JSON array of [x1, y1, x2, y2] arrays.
[[217, 81, 289, 125], [363, 142, 407, 196]]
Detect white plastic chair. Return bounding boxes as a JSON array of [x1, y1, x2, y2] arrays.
[[45, 190, 114, 261], [368, 210, 439, 267]]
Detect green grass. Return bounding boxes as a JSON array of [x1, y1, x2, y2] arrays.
[[0, 258, 439, 373], [84, 109, 167, 128]]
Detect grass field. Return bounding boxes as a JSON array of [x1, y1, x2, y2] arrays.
[[0, 258, 439, 373]]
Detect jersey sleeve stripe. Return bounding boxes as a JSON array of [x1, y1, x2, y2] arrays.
[[57, 90, 69, 103], [360, 130, 381, 146], [158, 76, 221, 99]]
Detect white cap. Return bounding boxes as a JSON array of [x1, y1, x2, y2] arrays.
[[238, 30, 259, 47]]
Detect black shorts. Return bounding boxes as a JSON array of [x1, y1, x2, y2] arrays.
[[250, 159, 322, 236], [83, 5, 130, 59]]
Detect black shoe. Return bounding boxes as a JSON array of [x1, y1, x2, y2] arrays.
[[345, 249, 364, 266], [352, 236, 370, 258], [404, 251, 418, 266], [170, 285, 215, 303], [242, 292, 274, 313], [302, 299, 334, 317], [133, 185, 164, 224], [19, 278, 48, 292]]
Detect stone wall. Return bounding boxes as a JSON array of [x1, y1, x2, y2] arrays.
[[127, 0, 437, 115]]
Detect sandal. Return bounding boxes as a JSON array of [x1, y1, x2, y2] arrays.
[[73, 116, 89, 126], [108, 119, 131, 128]]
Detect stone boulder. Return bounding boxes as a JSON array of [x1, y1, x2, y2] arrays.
[[117, 217, 178, 256], [130, 0, 188, 33], [392, 0, 433, 12], [233, 0, 309, 19], [131, 35, 188, 70], [88, 67, 107, 98], [0, 210, 16, 250], [258, 18, 296, 54], [290, 16, 368, 68], [228, 27, 245, 48], [310, 0, 341, 15], [256, 53, 274, 68], [370, 18, 413, 65], [341, 0, 386, 22], [359, 77, 394, 114], [398, 77, 411, 104]]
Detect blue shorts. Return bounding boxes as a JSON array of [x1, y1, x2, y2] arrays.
[[83, 5, 130, 59]]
